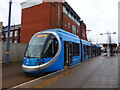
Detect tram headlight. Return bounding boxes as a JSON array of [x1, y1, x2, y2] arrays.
[[36, 62, 40, 65], [26, 59, 29, 62], [36, 59, 40, 65]]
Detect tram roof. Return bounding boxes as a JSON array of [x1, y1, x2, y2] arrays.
[[44, 28, 79, 38], [81, 39, 91, 46], [96, 45, 101, 48]]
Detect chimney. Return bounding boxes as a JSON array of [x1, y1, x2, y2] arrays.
[[0, 22, 3, 32]]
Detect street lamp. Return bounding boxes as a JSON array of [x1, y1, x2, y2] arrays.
[[86, 30, 91, 31], [6, 0, 12, 64], [86, 30, 91, 34], [100, 31, 116, 58]]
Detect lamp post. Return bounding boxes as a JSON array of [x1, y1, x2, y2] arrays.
[[100, 31, 116, 58], [6, 0, 12, 64], [86, 30, 91, 34]]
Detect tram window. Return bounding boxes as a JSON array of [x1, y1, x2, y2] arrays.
[[73, 43, 76, 56], [72, 43, 79, 56], [69, 42, 73, 57], [42, 36, 58, 58], [86, 46, 88, 55], [84, 45, 86, 54], [88, 46, 90, 55], [87, 46, 90, 55], [76, 43, 80, 56]]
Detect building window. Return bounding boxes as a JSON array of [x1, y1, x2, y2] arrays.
[[10, 40, 12, 43], [74, 16, 77, 23], [5, 32, 13, 37], [15, 31, 17, 37], [68, 12, 71, 19], [68, 23, 70, 28], [77, 29, 78, 33], [10, 32, 13, 37], [1, 35, 3, 38], [63, 6, 67, 14], [6, 32, 8, 37], [66, 8, 69, 15], [71, 15, 74, 21], [77, 21, 80, 26], [72, 25, 76, 35], [58, 6, 60, 26], [14, 40, 17, 43], [63, 6, 80, 26]]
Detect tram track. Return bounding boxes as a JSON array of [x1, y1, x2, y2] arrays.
[[2, 61, 50, 89]]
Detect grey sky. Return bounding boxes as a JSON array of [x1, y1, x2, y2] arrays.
[[0, 0, 119, 44]]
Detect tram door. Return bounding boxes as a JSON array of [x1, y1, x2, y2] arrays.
[[68, 42, 73, 65], [64, 42, 73, 67], [90, 46, 92, 58], [83, 45, 86, 60]]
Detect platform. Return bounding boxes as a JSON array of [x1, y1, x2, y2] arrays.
[[11, 55, 118, 89]]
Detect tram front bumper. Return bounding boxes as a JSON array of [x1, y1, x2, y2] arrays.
[[22, 64, 41, 72]]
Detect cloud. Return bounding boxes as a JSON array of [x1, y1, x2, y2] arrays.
[[67, 0, 118, 43], [0, 0, 118, 43]]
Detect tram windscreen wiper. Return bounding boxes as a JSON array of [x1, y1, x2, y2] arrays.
[[25, 56, 31, 58]]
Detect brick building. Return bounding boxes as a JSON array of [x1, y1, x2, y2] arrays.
[[0, 22, 3, 41], [21, 1, 87, 43], [2, 24, 21, 43]]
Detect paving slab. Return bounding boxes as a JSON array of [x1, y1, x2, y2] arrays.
[[34, 55, 118, 88]]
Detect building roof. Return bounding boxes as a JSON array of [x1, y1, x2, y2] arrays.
[[21, 0, 43, 9], [21, 0, 66, 9], [3, 24, 21, 32]]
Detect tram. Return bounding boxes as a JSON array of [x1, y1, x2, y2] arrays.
[[22, 29, 101, 73]]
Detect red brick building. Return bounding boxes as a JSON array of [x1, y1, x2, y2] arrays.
[[80, 20, 87, 40], [21, 1, 87, 43], [2, 24, 21, 43], [0, 22, 3, 41]]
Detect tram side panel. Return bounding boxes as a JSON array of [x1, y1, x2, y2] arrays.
[[81, 40, 92, 62], [86, 45, 89, 60], [61, 32, 81, 67], [81, 44, 85, 62]]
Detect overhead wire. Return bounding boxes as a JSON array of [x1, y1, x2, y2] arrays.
[[88, 0, 117, 43]]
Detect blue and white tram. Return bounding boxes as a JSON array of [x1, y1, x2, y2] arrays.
[[22, 29, 101, 73], [96, 45, 101, 56], [91, 44, 96, 58], [23, 29, 81, 73], [81, 39, 91, 61]]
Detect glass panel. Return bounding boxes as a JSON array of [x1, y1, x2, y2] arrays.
[[76, 43, 80, 56], [72, 25, 77, 35], [25, 33, 58, 58], [41, 35, 58, 58], [15, 31, 17, 36]]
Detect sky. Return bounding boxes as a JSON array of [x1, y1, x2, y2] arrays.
[[0, 0, 119, 44]]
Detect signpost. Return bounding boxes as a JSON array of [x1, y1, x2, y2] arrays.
[[6, 0, 12, 64]]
